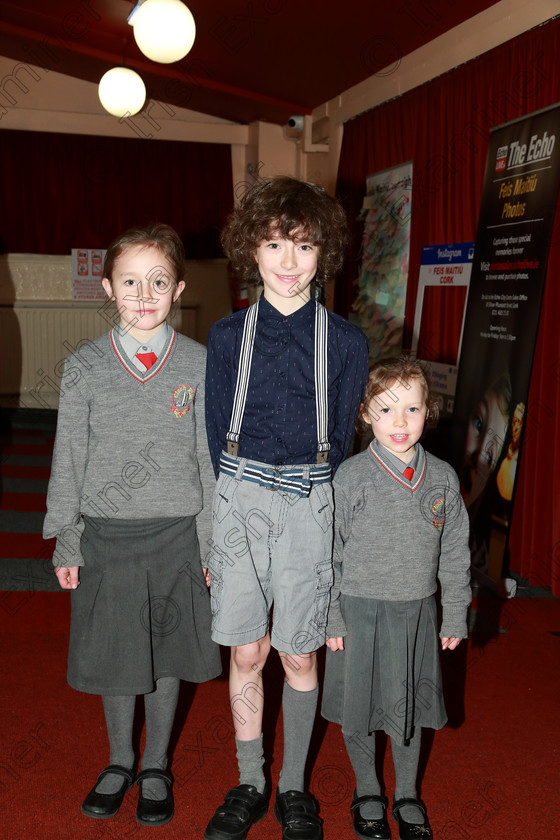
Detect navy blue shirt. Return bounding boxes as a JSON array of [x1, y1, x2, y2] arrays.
[[205, 296, 369, 476]]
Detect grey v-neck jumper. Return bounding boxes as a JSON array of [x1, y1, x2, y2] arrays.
[[326, 439, 472, 639], [43, 327, 214, 567]]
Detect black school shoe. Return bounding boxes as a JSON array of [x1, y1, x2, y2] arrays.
[[392, 798, 432, 840], [350, 792, 391, 839], [81, 764, 135, 819], [204, 784, 268, 840], [136, 768, 174, 826], [274, 789, 323, 840]]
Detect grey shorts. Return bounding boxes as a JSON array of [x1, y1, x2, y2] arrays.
[[207, 455, 334, 655]]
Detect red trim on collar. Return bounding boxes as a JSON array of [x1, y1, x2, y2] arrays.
[[368, 443, 426, 492], [110, 329, 176, 383]]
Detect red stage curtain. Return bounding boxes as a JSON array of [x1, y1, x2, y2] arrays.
[[336, 17, 560, 594], [0, 130, 232, 258]]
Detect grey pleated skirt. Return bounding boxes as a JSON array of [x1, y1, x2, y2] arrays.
[[67, 516, 222, 695], [321, 594, 447, 744]]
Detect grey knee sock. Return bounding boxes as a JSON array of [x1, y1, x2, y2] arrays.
[[96, 695, 136, 794], [343, 731, 383, 820], [391, 730, 424, 823], [278, 682, 318, 794], [236, 735, 265, 793], [141, 677, 180, 801]]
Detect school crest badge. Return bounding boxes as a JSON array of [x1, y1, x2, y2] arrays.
[[431, 497, 446, 530], [171, 384, 194, 417]]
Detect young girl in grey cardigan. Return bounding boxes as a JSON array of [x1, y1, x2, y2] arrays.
[[322, 356, 471, 840], [43, 224, 221, 827]]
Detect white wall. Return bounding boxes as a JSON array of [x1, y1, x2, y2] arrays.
[[0, 254, 231, 407]]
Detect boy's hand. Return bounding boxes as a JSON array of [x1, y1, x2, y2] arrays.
[[202, 568, 211, 588], [441, 637, 462, 650], [326, 637, 344, 652], [54, 566, 80, 590]]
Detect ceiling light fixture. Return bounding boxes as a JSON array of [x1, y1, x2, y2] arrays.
[[131, 0, 196, 64], [98, 67, 146, 117]]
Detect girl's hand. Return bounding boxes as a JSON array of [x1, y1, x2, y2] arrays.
[[54, 566, 80, 590], [202, 568, 211, 588], [326, 637, 344, 652], [441, 637, 462, 650]]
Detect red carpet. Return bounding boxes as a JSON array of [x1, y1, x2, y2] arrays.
[[1, 592, 559, 840], [2, 465, 52, 480], [1, 416, 559, 839], [1, 532, 55, 558], [1, 492, 47, 513]]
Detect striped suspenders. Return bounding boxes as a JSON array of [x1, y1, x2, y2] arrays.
[[226, 299, 330, 464]]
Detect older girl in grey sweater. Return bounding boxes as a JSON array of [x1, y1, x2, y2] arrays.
[[44, 225, 220, 827]]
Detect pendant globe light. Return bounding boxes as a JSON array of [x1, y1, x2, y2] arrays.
[[98, 67, 146, 117], [132, 0, 196, 64]]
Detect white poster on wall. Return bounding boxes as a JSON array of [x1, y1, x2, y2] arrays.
[[71, 248, 107, 301], [352, 162, 412, 363], [411, 242, 474, 417]]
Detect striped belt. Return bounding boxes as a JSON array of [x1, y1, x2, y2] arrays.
[[219, 452, 331, 497]]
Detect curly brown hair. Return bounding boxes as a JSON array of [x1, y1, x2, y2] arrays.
[[357, 355, 440, 435], [221, 176, 349, 286], [103, 223, 186, 287]]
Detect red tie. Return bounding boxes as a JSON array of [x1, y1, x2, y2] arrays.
[[136, 351, 157, 370], [403, 466, 414, 481]]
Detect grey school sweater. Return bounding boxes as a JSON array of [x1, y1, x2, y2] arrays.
[[326, 439, 471, 640], [43, 327, 215, 567]]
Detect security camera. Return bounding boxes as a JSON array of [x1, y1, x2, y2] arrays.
[[287, 115, 304, 131]]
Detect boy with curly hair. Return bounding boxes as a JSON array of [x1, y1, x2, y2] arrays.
[[204, 176, 369, 840]]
